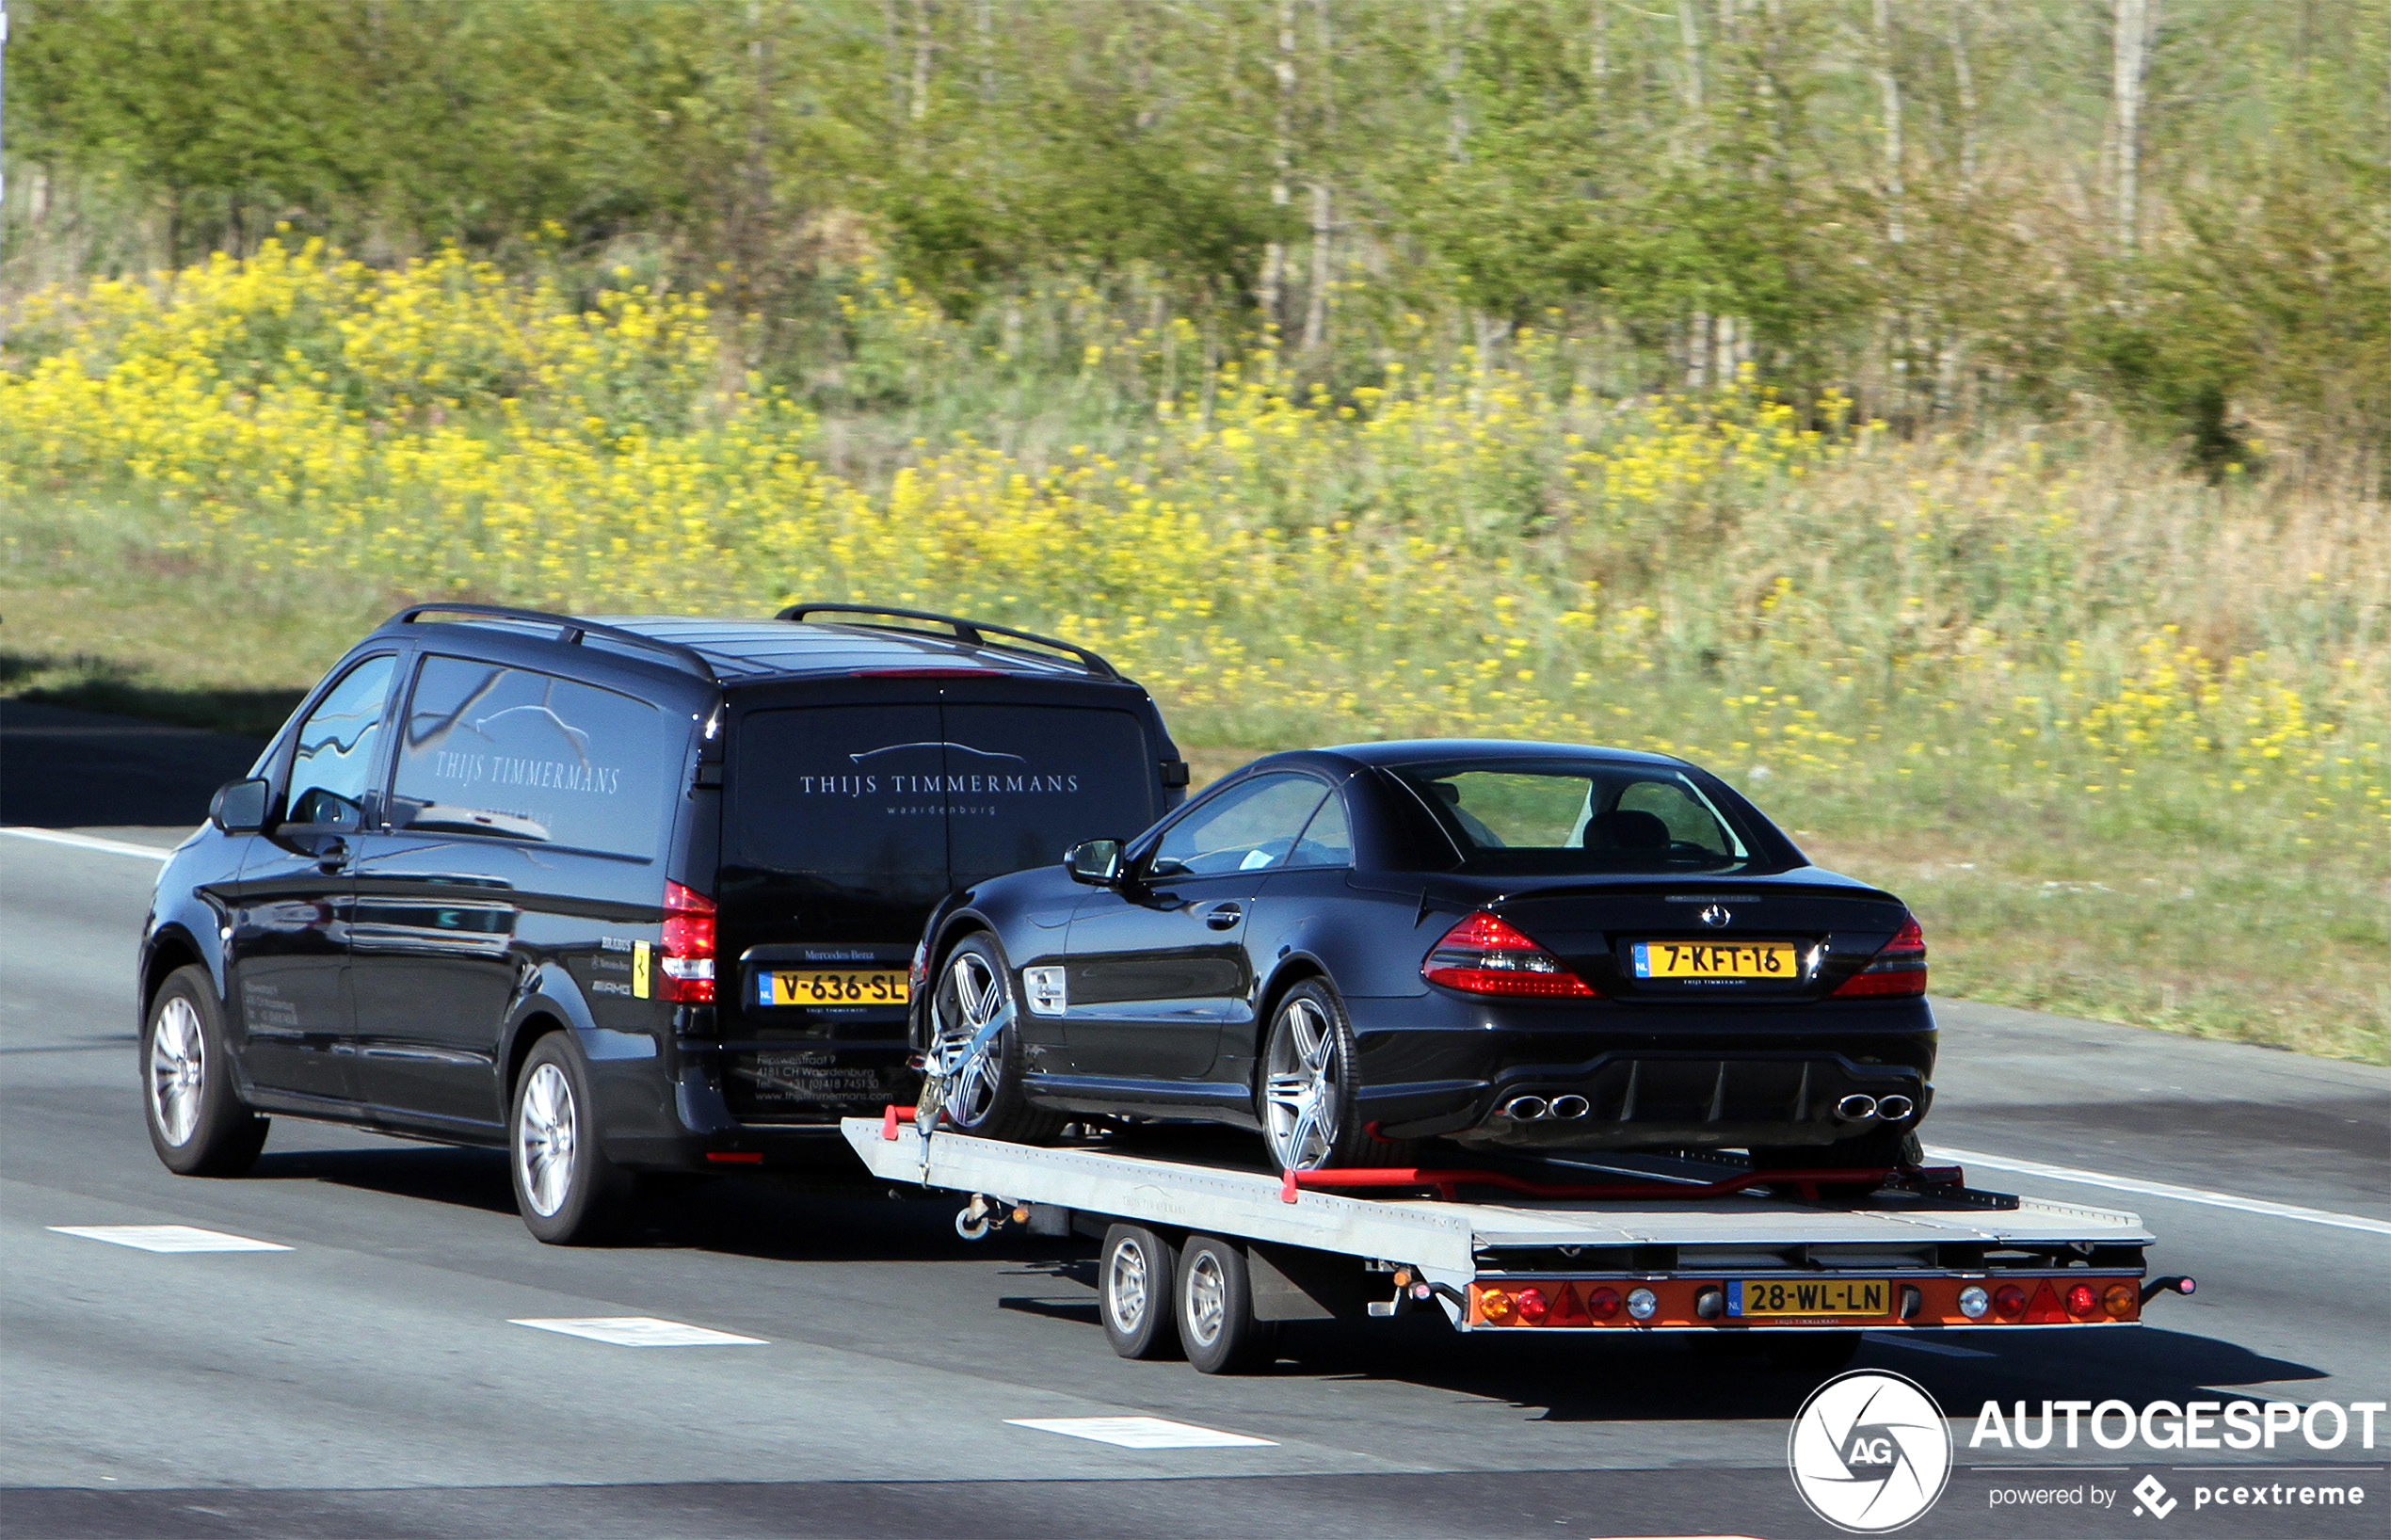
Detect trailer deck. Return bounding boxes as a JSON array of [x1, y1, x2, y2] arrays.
[[842, 1115, 2182, 1372]]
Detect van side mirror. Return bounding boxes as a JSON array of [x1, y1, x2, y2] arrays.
[[210, 778, 271, 834], [1066, 839, 1123, 886]]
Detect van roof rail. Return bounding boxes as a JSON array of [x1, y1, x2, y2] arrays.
[[775, 602, 1119, 680], [389, 602, 719, 682]]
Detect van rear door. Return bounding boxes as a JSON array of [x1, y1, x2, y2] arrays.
[[714, 683, 1166, 1119]]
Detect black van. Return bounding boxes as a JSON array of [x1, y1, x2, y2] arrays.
[[136, 603, 1186, 1242]]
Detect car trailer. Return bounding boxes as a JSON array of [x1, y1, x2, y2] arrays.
[[842, 1112, 2193, 1374]]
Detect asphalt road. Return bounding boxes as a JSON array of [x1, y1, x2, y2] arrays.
[[3, 701, 2386, 1539]]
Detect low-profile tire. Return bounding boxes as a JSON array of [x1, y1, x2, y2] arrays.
[[142, 966, 268, 1177], [1175, 1234, 1279, 1375], [510, 1033, 634, 1245], [1100, 1224, 1183, 1360], [927, 934, 1062, 1143], [1257, 978, 1375, 1173]]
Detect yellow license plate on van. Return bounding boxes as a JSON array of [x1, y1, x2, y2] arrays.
[[761, 970, 911, 1007], [1632, 941, 1800, 979], [1730, 1278, 1889, 1318]]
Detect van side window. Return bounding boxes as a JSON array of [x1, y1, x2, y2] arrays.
[[389, 655, 672, 858], [285, 654, 397, 829]]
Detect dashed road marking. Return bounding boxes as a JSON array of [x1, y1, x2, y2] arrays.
[[1005, 1416, 1277, 1449], [1865, 1330, 1996, 1358], [510, 1316, 766, 1346], [1929, 1145, 2391, 1238], [50, 1225, 290, 1253], [1, 827, 174, 861]]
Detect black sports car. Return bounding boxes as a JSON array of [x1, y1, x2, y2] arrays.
[[910, 740, 1934, 1173]]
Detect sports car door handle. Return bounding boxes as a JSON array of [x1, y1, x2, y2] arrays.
[[1203, 903, 1243, 929]]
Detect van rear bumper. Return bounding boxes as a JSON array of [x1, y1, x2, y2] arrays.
[[601, 1048, 919, 1172]]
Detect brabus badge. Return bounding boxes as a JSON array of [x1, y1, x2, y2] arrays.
[[1698, 905, 1732, 928]]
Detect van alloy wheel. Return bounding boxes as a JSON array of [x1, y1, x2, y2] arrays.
[[515, 1063, 577, 1218], [148, 996, 206, 1147]]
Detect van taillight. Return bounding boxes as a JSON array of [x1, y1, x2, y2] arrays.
[[1831, 917, 1927, 998], [660, 880, 716, 1003], [1422, 911, 1598, 998]]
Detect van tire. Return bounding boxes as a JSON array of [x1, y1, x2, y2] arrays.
[[927, 933, 1062, 1143], [143, 966, 269, 1177], [510, 1033, 635, 1244]]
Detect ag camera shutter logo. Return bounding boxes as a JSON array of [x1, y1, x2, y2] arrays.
[[1788, 1369, 1954, 1532]]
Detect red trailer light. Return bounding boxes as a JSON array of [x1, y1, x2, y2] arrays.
[[2066, 1283, 2100, 1319], [1585, 1287, 1622, 1321], [1515, 1287, 1549, 1323], [1992, 1284, 2028, 1320]]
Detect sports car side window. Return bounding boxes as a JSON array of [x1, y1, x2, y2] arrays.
[[1284, 788, 1353, 868], [1150, 773, 1329, 876]]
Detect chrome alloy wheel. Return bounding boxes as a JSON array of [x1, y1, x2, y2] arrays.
[[1262, 995, 1340, 1171], [148, 996, 206, 1147], [1106, 1237, 1153, 1334], [932, 950, 1009, 1129], [1182, 1247, 1228, 1349], [515, 1063, 577, 1218]]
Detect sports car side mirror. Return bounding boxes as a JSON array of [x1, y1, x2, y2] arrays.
[[1066, 839, 1123, 886], [209, 778, 271, 834]]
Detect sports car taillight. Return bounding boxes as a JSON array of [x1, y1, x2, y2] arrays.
[[659, 880, 716, 1003], [1830, 917, 1927, 998], [1422, 911, 1598, 998]]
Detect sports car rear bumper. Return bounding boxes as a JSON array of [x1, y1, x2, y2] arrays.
[[1350, 995, 1934, 1150]]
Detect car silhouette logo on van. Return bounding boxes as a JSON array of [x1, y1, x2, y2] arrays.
[[1699, 905, 1732, 927], [849, 742, 1028, 764]]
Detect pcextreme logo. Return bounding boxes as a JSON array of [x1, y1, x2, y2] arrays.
[[1788, 1369, 1955, 1532]]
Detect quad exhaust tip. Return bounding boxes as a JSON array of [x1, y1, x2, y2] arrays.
[[1834, 1094, 1880, 1122], [1501, 1095, 1590, 1121], [1875, 1093, 1915, 1121]]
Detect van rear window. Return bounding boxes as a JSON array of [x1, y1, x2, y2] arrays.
[[732, 703, 1158, 882]]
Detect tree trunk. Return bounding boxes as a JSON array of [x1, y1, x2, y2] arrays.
[[1947, 0, 1977, 192], [1677, 0, 1704, 115], [2110, 0, 2158, 252], [1259, 0, 1297, 332], [1301, 0, 1336, 354], [1872, 0, 1904, 245], [975, 0, 995, 103], [910, 0, 935, 122], [1444, 0, 1469, 162]]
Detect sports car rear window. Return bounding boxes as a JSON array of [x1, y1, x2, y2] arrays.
[[1388, 761, 1785, 874]]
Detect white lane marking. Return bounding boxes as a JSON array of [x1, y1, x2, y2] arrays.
[[1, 826, 174, 861], [1005, 1416, 1278, 1449], [50, 1225, 290, 1253], [1865, 1330, 1996, 1359], [510, 1316, 766, 1347], [1929, 1145, 2391, 1238]]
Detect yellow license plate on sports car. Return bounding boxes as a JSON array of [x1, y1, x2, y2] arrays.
[[1631, 940, 1801, 979], [760, 970, 911, 1007], [1729, 1278, 1890, 1318]]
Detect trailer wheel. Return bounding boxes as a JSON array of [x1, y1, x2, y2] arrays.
[[1099, 1224, 1183, 1360], [1175, 1234, 1279, 1375]]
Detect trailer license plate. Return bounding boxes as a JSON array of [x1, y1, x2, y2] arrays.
[[761, 970, 910, 1007], [1633, 941, 1800, 979], [1729, 1278, 1890, 1318]]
